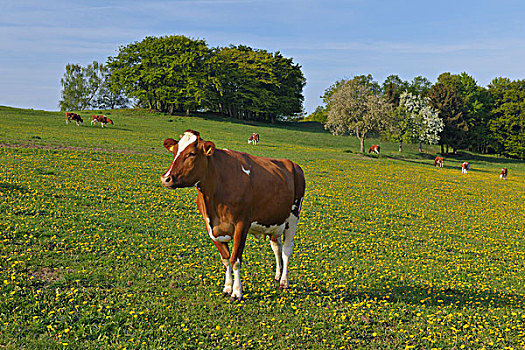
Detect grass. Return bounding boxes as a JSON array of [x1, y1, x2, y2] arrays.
[[1, 106, 524, 349]]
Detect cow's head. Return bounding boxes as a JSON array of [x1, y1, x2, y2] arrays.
[[160, 130, 215, 189]]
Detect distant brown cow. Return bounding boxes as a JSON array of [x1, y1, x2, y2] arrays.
[[462, 162, 469, 174], [500, 168, 508, 180], [434, 157, 444, 168], [368, 145, 380, 154], [248, 133, 259, 145], [91, 115, 114, 127], [65, 112, 83, 126]]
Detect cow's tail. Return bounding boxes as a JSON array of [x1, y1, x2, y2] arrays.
[[292, 163, 306, 218]]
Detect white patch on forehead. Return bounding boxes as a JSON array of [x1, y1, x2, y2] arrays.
[[175, 132, 198, 161], [241, 165, 251, 176], [163, 132, 198, 178]]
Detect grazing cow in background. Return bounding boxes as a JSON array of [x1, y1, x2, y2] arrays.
[[368, 145, 380, 154], [462, 162, 470, 174], [91, 115, 114, 127], [248, 133, 259, 145], [434, 157, 444, 168], [65, 112, 83, 126], [500, 168, 508, 180], [160, 130, 305, 301]]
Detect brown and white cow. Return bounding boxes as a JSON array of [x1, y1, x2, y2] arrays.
[[434, 157, 444, 168], [368, 144, 380, 154], [462, 162, 469, 174], [91, 115, 114, 127], [500, 168, 508, 180], [248, 133, 259, 145], [65, 112, 83, 126], [160, 130, 305, 301]]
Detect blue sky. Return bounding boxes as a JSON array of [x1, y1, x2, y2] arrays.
[[1, 0, 525, 114]]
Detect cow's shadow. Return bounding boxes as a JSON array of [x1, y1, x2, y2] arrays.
[[0, 182, 27, 193], [249, 281, 523, 310]]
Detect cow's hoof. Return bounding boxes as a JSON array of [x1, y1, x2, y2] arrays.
[[230, 296, 242, 302], [222, 292, 231, 298]]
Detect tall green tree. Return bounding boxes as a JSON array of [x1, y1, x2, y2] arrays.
[[107, 35, 212, 115], [435, 73, 493, 153], [59, 61, 105, 111], [488, 78, 525, 159], [428, 81, 467, 154], [207, 45, 304, 122], [325, 76, 392, 152], [406, 76, 432, 97], [381, 74, 409, 107]]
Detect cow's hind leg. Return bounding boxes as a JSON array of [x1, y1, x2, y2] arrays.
[[280, 213, 299, 289], [270, 236, 283, 281]]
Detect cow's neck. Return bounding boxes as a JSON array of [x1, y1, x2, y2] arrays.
[[196, 149, 235, 208], [194, 151, 221, 201]]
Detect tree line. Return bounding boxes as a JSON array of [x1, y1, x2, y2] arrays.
[[59, 35, 305, 123], [58, 35, 522, 159], [308, 73, 524, 159]]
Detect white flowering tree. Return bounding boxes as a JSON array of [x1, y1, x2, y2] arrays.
[[399, 92, 444, 152], [325, 78, 392, 152]]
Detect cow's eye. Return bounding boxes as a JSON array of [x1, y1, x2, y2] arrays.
[[188, 152, 196, 157]]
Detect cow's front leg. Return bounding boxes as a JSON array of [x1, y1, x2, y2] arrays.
[[270, 236, 283, 281], [222, 258, 233, 296], [230, 221, 248, 301], [211, 240, 232, 296]]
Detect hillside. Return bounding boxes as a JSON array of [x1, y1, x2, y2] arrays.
[[1, 106, 524, 349]]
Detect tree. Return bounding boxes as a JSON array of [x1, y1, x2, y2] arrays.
[[428, 81, 467, 154], [406, 76, 432, 97], [304, 105, 328, 123], [206, 45, 305, 122], [382, 106, 410, 152], [384, 92, 443, 152], [456, 73, 492, 153], [325, 77, 392, 152], [435, 73, 492, 153], [107, 35, 212, 115], [59, 61, 105, 111], [94, 80, 129, 110], [488, 78, 525, 159], [401, 92, 444, 152], [381, 74, 409, 107]]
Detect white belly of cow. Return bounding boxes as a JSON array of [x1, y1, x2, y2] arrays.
[[248, 221, 286, 239]]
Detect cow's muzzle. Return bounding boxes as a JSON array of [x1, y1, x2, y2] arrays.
[[160, 175, 179, 189]]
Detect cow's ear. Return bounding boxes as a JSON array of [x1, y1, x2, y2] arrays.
[[163, 138, 178, 153], [203, 141, 215, 156]]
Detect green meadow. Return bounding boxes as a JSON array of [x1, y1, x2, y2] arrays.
[[1, 106, 524, 349]]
